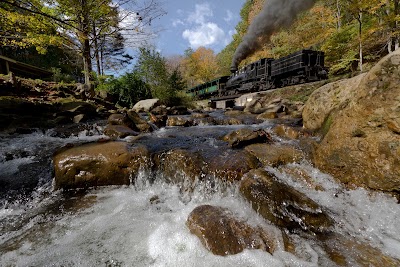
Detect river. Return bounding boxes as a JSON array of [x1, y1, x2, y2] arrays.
[[1, 120, 400, 266]]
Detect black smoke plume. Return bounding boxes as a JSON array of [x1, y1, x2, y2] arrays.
[[231, 0, 316, 70]]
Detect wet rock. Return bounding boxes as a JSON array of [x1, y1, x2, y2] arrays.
[[186, 205, 276, 256], [108, 113, 133, 127], [214, 117, 243, 125], [104, 124, 139, 139], [245, 143, 304, 167], [149, 112, 167, 128], [153, 149, 205, 187], [166, 116, 193, 127], [205, 150, 260, 182], [257, 111, 278, 119], [53, 141, 150, 189], [272, 125, 301, 140], [127, 109, 152, 132], [192, 116, 216, 126], [278, 165, 325, 191], [320, 233, 400, 267], [132, 98, 160, 112], [304, 50, 400, 191], [222, 128, 272, 148], [224, 110, 245, 116], [191, 112, 210, 119], [240, 168, 333, 233]]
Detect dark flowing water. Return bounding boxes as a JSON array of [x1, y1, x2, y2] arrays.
[[1, 121, 400, 266]]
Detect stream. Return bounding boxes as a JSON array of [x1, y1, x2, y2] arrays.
[[1, 118, 400, 266]]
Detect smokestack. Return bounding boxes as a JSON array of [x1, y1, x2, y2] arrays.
[[231, 0, 316, 69]]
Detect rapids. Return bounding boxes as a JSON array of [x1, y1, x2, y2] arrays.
[[1, 121, 400, 266]]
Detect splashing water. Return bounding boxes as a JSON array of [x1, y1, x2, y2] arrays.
[[1, 124, 400, 266]]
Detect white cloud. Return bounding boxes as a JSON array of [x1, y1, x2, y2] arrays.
[[182, 22, 225, 49], [224, 10, 234, 23], [187, 3, 213, 25], [181, 3, 227, 49]]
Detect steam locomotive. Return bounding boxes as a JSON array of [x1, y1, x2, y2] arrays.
[[187, 49, 328, 99]]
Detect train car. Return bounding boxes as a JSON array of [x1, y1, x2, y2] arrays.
[[187, 49, 328, 99], [270, 49, 327, 88], [186, 76, 230, 99]]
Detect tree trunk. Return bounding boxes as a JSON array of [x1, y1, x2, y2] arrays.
[[93, 22, 102, 75], [394, 0, 400, 50], [79, 0, 93, 90], [82, 37, 92, 87], [358, 12, 363, 72], [336, 0, 342, 30]]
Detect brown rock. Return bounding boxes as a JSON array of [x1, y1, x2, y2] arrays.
[[166, 116, 193, 127], [206, 150, 260, 182], [214, 117, 243, 125], [127, 109, 152, 132], [245, 143, 304, 167], [53, 142, 150, 189], [222, 128, 272, 148], [320, 233, 400, 267], [108, 113, 132, 127], [240, 168, 333, 233], [153, 149, 205, 186], [257, 111, 278, 120], [278, 165, 325, 191], [191, 112, 210, 119], [186, 205, 276, 256], [306, 51, 400, 191], [104, 124, 139, 139], [272, 125, 300, 140]]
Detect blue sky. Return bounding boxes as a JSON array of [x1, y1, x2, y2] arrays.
[[153, 0, 245, 56]]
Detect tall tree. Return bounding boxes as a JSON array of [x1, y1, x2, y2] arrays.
[[343, 0, 385, 71], [0, 0, 63, 53], [182, 47, 220, 87], [386, 0, 400, 51], [0, 0, 165, 87]]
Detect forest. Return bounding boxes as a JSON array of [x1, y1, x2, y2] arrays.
[[1, 0, 399, 106]]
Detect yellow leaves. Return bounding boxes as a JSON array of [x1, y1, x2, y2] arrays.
[[182, 47, 221, 86]]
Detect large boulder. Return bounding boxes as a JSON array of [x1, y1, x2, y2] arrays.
[[53, 141, 150, 189], [303, 50, 400, 191], [302, 74, 366, 132], [132, 98, 160, 112], [240, 168, 333, 233], [186, 205, 276, 256]]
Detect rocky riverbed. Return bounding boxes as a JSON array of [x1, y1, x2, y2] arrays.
[[0, 51, 399, 266]]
